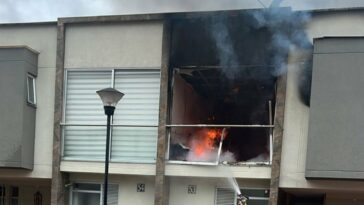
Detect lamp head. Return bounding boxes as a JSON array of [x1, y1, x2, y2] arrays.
[[96, 88, 124, 115]]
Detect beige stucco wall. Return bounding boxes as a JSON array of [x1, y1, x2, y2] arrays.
[[62, 20, 164, 176], [69, 174, 268, 205], [280, 10, 364, 190], [0, 179, 51, 204], [69, 174, 155, 205], [20, 185, 51, 205], [169, 177, 269, 205], [0, 24, 57, 179], [64, 21, 163, 69]]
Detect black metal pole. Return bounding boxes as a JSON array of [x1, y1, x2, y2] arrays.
[[103, 111, 112, 205]]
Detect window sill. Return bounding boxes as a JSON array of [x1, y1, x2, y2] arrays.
[[26, 102, 37, 109]]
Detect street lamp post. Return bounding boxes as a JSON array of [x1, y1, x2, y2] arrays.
[[97, 88, 124, 205]]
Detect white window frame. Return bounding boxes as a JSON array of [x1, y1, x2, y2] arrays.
[[69, 182, 119, 205], [26, 74, 37, 105], [70, 182, 102, 205], [61, 68, 161, 162]]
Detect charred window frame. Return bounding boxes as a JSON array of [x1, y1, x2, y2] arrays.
[[163, 12, 291, 166], [166, 66, 276, 166]]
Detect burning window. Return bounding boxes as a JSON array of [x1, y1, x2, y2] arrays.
[[167, 67, 275, 165], [166, 12, 282, 165]]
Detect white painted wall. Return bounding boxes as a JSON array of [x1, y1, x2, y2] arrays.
[[280, 10, 364, 190], [0, 24, 57, 179], [64, 21, 163, 69]]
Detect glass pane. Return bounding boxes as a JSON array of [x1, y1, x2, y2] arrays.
[[72, 192, 100, 205], [111, 126, 157, 163], [27, 76, 35, 104]]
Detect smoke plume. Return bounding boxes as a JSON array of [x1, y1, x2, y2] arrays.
[[209, 8, 311, 79]]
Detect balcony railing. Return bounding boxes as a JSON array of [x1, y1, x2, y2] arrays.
[[166, 124, 274, 166], [61, 123, 158, 164]]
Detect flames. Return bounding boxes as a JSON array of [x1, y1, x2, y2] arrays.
[[190, 128, 226, 159]]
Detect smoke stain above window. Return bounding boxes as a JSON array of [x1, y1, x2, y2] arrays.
[[167, 9, 311, 165]]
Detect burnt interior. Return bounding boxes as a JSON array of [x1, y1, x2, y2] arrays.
[[168, 12, 284, 163]]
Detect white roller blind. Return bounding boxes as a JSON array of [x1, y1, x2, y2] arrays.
[[216, 188, 235, 205], [113, 71, 160, 125], [65, 71, 112, 124], [112, 70, 160, 163], [63, 71, 111, 160], [63, 69, 160, 163]]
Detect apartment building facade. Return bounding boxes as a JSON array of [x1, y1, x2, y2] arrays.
[[1, 5, 364, 205]]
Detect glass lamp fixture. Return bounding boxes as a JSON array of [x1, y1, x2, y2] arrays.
[[96, 88, 124, 115]]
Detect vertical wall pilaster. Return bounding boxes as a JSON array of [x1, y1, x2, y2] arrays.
[[269, 74, 287, 205], [154, 18, 171, 205], [51, 20, 69, 205]]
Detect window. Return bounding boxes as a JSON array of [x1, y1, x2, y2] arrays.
[[27, 74, 36, 105], [166, 14, 280, 165], [0, 185, 5, 205], [10, 187, 18, 205], [70, 183, 118, 205], [0, 186, 19, 205], [62, 69, 160, 163], [215, 188, 269, 205]]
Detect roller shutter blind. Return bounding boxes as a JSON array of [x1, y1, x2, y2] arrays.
[[107, 184, 119, 205], [216, 188, 235, 205], [63, 71, 111, 160], [112, 71, 160, 163], [215, 188, 269, 205], [63, 69, 160, 163]]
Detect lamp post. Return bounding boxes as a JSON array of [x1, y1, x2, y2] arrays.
[[96, 88, 124, 205]]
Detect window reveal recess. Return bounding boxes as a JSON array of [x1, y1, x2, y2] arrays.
[[166, 66, 276, 165]]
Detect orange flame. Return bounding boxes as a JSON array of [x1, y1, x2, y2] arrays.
[[192, 128, 223, 157]]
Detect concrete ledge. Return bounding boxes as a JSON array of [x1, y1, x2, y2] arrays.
[[60, 161, 156, 175], [306, 170, 364, 180], [60, 161, 271, 178], [165, 164, 271, 179]]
